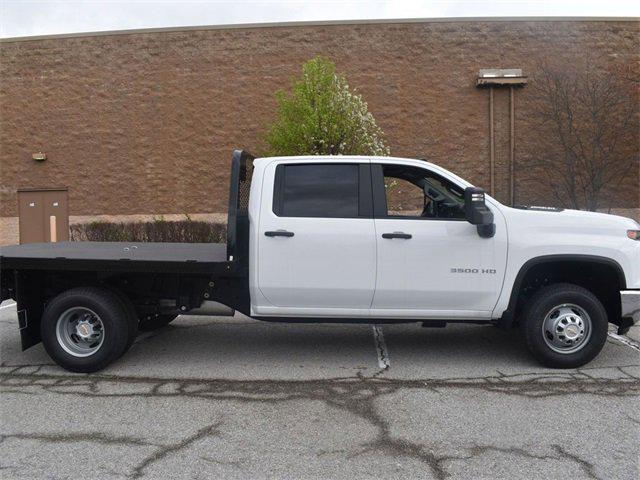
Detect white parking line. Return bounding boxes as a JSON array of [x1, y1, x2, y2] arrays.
[[372, 325, 390, 370], [607, 332, 640, 352], [0, 301, 17, 310]]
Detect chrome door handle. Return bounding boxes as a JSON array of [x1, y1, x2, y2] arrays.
[[382, 232, 412, 239]]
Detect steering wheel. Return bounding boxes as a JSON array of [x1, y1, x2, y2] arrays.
[[421, 201, 434, 218], [421, 187, 445, 217], [425, 186, 446, 203]]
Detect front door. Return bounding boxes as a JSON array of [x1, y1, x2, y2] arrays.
[[255, 161, 376, 316], [18, 189, 69, 244], [370, 162, 507, 319]]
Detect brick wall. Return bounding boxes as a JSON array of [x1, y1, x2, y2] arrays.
[[0, 20, 638, 227]]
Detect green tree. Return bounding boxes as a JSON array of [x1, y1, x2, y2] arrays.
[[265, 56, 390, 156]]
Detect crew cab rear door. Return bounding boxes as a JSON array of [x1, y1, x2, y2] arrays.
[[253, 160, 376, 315]]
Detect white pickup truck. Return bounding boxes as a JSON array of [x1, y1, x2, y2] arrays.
[[1, 150, 638, 372]]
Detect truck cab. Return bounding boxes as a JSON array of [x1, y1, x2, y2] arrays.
[[251, 155, 507, 320], [2, 150, 639, 372]]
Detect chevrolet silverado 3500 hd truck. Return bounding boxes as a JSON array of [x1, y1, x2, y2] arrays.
[[1, 150, 639, 372]]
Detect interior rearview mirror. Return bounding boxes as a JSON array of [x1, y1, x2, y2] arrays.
[[464, 187, 495, 238]]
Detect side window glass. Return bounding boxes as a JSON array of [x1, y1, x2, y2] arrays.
[[381, 165, 466, 220], [385, 177, 424, 216], [274, 164, 359, 218]]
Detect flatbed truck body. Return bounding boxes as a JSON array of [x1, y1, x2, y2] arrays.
[[1, 150, 638, 372]]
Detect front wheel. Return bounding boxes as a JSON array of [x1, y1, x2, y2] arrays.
[[41, 287, 137, 373], [522, 283, 608, 368]]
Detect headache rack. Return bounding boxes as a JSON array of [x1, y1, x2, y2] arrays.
[[226, 149, 255, 274]]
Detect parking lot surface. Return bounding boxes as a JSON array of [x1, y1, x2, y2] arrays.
[[1, 300, 639, 479]]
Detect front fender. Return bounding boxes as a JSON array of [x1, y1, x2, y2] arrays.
[[493, 254, 626, 327]]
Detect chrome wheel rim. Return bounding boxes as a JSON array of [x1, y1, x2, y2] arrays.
[[542, 303, 591, 354], [55, 307, 105, 357]]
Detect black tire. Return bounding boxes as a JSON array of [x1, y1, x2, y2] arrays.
[[522, 283, 608, 369], [40, 287, 137, 373], [103, 287, 139, 355], [138, 314, 177, 332]]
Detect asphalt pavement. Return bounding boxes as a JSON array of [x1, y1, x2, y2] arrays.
[[1, 300, 638, 479]]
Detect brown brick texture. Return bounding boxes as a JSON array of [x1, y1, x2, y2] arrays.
[[0, 20, 638, 218]]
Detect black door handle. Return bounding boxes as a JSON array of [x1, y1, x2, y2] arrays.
[[265, 230, 294, 237], [382, 232, 412, 239]]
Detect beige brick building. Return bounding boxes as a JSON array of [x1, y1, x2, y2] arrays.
[[1, 18, 638, 244]]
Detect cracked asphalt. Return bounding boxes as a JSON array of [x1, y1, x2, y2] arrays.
[[1, 301, 639, 479]]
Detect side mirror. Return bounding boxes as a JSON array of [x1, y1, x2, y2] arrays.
[[464, 187, 495, 238]]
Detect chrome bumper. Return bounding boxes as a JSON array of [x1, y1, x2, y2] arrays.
[[621, 290, 640, 324]]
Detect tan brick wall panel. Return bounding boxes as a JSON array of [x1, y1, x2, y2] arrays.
[[0, 20, 638, 220]]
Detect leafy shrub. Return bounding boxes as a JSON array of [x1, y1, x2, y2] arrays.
[[265, 56, 390, 156], [70, 218, 226, 243]]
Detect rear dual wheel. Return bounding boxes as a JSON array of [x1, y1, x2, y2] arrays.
[[41, 287, 138, 373]]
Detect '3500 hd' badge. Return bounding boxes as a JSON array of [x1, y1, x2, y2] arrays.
[[450, 268, 497, 274]]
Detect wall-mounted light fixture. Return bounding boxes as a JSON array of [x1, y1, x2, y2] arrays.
[[32, 152, 47, 162], [476, 69, 527, 87]]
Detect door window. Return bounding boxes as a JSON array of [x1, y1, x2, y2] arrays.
[[377, 164, 466, 220], [273, 164, 361, 218]]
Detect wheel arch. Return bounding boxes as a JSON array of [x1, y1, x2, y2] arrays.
[[500, 254, 626, 328], [9, 269, 135, 351]]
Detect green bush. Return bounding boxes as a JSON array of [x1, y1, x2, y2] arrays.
[[70, 218, 226, 243], [265, 56, 390, 156]]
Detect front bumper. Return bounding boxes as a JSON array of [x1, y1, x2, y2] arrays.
[[620, 290, 640, 326]]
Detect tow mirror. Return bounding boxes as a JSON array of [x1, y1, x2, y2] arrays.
[[464, 187, 495, 238]]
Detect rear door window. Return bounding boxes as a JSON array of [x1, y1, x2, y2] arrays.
[[274, 164, 361, 218]]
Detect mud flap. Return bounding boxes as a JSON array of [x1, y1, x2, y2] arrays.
[[616, 317, 635, 336], [14, 271, 44, 350], [18, 308, 41, 350]]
